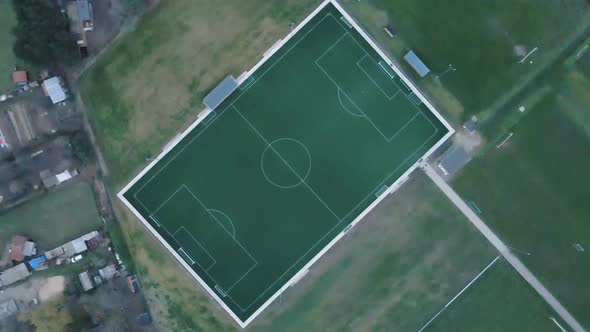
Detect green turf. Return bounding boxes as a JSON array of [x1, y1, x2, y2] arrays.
[[0, 183, 102, 248], [123, 3, 447, 322], [0, 0, 17, 92], [453, 89, 590, 328]]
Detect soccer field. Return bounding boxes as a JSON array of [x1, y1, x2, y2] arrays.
[[119, 0, 451, 326]]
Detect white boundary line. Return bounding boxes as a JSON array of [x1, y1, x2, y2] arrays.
[[117, 0, 455, 327], [417, 256, 500, 332]]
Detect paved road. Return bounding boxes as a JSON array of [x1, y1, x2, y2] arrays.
[[423, 163, 586, 332]]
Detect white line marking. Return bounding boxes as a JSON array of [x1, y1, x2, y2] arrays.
[[118, 0, 455, 327], [356, 55, 399, 100], [174, 226, 217, 271], [208, 209, 236, 238], [550, 317, 567, 332], [233, 104, 439, 310], [417, 256, 501, 332], [337, 88, 365, 117]]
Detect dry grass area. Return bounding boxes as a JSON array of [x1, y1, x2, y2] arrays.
[[19, 298, 73, 332], [81, 0, 321, 185]]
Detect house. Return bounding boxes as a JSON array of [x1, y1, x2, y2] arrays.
[[9, 236, 27, 262], [41, 77, 67, 104], [45, 230, 99, 259], [40, 169, 79, 189], [11, 71, 28, 87], [23, 240, 37, 258], [98, 264, 118, 281], [9, 236, 36, 262], [0, 263, 31, 287], [78, 271, 94, 291]]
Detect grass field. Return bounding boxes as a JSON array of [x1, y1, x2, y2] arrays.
[[251, 173, 562, 331], [453, 55, 590, 328], [121, 3, 448, 324], [428, 259, 566, 332], [339, 0, 590, 123], [0, 182, 102, 248], [80, 0, 323, 186], [0, 0, 17, 92]]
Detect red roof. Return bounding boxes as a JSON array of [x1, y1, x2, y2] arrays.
[[12, 71, 28, 84], [9, 236, 27, 262]]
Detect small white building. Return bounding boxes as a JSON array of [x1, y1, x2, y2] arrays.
[[41, 77, 67, 104], [79, 271, 94, 291]]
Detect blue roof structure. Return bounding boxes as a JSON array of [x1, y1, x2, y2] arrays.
[[203, 75, 238, 110], [27, 256, 47, 270], [77, 0, 92, 21], [404, 51, 430, 77]]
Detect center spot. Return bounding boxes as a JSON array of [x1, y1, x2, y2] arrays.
[[261, 138, 311, 189]]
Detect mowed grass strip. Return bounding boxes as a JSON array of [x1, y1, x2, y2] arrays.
[[453, 85, 590, 327], [80, 0, 321, 186], [429, 259, 565, 332], [339, 0, 590, 122], [0, 0, 17, 92], [0, 182, 102, 248], [250, 172, 498, 331]]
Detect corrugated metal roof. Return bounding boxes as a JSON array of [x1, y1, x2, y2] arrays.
[[203, 76, 238, 110], [404, 51, 430, 77], [0, 263, 31, 287], [79, 271, 94, 291], [43, 77, 66, 104]]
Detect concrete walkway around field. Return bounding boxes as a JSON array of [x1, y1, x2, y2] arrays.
[[422, 163, 585, 332]]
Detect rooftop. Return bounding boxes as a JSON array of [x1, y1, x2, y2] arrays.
[[404, 50, 430, 77], [0, 263, 31, 287], [12, 71, 28, 85], [438, 146, 470, 177], [203, 75, 238, 110], [9, 236, 27, 262], [42, 77, 67, 104]]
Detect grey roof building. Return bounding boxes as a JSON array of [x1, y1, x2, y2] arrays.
[[438, 146, 470, 177], [463, 120, 478, 133], [203, 75, 238, 110], [0, 263, 31, 287], [79, 271, 94, 291], [404, 51, 430, 77]]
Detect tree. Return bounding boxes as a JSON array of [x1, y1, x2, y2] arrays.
[[12, 0, 78, 67], [69, 131, 95, 163]]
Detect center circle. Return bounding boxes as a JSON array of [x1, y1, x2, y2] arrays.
[[261, 138, 311, 189]]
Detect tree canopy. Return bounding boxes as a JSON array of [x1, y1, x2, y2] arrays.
[[12, 0, 78, 67]]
